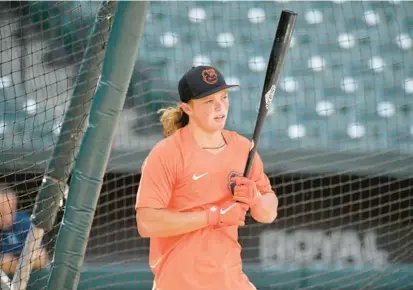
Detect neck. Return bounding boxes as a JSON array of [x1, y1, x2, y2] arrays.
[[187, 122, 224, 148]]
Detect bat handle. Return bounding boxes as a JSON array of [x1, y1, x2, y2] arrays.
[[230, 150, 256, 195], [243, 150, 256, 178], [230, 146, 257, 195]]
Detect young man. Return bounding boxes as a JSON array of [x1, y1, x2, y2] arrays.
[[135, 65, 278, 290]]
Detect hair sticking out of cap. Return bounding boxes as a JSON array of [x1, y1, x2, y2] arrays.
[[158, 105, 189, 137]]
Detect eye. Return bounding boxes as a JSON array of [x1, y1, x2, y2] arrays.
[[222, 95, 228, 100], [204, 100, 213, 104]]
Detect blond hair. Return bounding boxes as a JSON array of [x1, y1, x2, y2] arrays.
[[157, 104, 189, 137]]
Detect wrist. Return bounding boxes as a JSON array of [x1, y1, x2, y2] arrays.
[[251, 191, 262, 207], [249, 183, 261, 206], [206, 206, 220, 226]]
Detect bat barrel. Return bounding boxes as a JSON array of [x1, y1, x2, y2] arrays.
[[242, 9, 297, 179], [276, 10, 297, 43], [264, 10, 297, 91]]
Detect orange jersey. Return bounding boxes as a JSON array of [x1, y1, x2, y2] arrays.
[[135, 126, 274, 290]]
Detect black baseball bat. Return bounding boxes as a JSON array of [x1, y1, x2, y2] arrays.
[[243, 10, 297, 178]]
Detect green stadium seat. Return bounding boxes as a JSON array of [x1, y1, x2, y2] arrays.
[[28, 1, 101, 60], [20, 1, 413, 155]]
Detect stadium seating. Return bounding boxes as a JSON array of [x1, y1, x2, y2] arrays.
[[129, 1, 413, 154], [0, 1, 412, 157]]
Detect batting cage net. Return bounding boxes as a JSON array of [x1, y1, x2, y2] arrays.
[[0, 1, 113, 289], [1, 1, 413, 290]]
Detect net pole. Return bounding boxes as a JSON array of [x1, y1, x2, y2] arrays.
[[45, 2, 149, 290], [10, 2, 118, 290]]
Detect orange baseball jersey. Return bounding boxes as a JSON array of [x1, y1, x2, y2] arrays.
[[135, 125, 274, 290]]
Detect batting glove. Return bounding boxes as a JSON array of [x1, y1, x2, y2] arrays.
[[231, 176, 262, 208], [207, 201, 249, 227]]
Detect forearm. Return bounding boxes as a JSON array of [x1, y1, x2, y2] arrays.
[[0, 254, 18, 274], [136, 208, 208, 238], [250, 192, 278, 223], [0, 248, 48, 275]]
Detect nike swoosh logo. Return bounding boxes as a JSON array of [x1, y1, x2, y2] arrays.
[[220, 203, 237, 214], [193, 172, 208, 180], [150, 257, 163, 269]]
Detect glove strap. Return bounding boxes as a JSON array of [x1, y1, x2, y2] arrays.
[[206, 206, 220, 226]]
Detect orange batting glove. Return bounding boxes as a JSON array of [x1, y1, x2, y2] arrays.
[[231, 176, 262, 208], [207, 201, 249, 227]]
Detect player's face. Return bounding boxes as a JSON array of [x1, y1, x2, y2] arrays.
[[188, 89, 229, 133]]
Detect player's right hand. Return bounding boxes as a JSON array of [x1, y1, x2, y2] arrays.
[[206, 201, 249, 227]]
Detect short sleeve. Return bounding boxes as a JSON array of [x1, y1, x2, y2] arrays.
[[250, 152, 274, 194], [135, 143, 177, 210]]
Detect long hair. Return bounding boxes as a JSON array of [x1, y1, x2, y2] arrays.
[[158, 104, 189, 137]]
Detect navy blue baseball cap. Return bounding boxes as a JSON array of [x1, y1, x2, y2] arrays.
[[178, 66, 239, 103]]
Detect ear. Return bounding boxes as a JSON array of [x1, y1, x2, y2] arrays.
[[179, 102, 192, 115]]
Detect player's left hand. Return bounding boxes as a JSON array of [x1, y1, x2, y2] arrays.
[[231, 176, 262, 208]]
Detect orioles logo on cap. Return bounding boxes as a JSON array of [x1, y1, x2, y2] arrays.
[[201, 68, 218, 85]]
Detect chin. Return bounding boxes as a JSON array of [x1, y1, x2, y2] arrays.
[[204, 125, 224, 134], [0, 223, 11, 230], [212, 123, 226, 132], [203, 118, 227, 133]]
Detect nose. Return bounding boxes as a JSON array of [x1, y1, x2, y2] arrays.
[[214, 100, 224, 111]]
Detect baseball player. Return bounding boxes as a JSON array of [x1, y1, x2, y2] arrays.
[[135, 65, 278, 290]]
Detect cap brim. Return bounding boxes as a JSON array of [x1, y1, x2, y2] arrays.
[[192, 84, 239, 100]]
